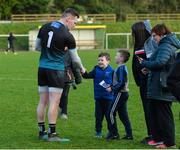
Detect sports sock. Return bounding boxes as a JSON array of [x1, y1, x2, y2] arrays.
[[38, 122, 45, 134], [48, 124, 56, 134]]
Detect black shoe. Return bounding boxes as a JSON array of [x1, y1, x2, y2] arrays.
[[39, 131, 48, 140], [140, 136, 153, 144], [106, 133, 119, 140], [121, 135, 133, 140]]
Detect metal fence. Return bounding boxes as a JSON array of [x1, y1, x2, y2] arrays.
[[0, 34, 28, 50], [1, 32, 180, 51], [105, 32, 180, 50]]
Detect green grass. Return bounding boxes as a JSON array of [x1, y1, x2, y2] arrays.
[[0, 50, 179, 149]]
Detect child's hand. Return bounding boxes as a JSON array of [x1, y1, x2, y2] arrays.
[[106, 87, 112, 92]]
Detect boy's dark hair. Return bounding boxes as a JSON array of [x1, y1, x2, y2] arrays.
[[98, 52, 111, 61], [118, 49, 130, 63], [61, 8, 79, 18]]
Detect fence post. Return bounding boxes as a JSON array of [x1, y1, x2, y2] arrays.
[[105, 34, 108, 50], [127, 34, 129, 49]]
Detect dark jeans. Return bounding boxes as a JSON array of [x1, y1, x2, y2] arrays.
[[59, 83, 70, 114], [108, 92, 132, 136], [139, 79, 151, 136], [95, 99, 112, 133], [149, 99, 175, 146]]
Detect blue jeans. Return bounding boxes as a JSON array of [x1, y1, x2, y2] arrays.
[[108, 92, 132, 136], [95, 99, 112, 133]]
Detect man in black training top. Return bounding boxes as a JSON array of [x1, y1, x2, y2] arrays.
[[35, 8, 85, 142]]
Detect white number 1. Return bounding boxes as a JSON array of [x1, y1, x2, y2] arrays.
[[47, 31, 53, 48]]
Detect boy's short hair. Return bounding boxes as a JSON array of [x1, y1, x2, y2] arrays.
[[98, 52, 111, 61], [118, 49, 130, 63]]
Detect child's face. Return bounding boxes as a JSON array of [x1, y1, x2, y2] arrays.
[[115, 52, 125, 64], [98, 56, 109, 69]]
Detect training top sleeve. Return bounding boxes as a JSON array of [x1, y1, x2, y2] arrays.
[[35, 38, 42, 51], [66, 33, 76, 49]]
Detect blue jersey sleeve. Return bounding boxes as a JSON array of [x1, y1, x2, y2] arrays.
[[112, 66, 126, 92], [82, 67, 96, 79]]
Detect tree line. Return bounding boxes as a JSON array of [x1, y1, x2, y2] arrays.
[[0, 0, 180, 20]]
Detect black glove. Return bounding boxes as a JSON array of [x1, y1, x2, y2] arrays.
[[71, 62, 82, 84]]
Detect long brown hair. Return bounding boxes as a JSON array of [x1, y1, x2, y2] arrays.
[[131, 22, 151, 50]]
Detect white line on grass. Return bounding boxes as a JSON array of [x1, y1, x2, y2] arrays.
[[0, 77, 36, 81]]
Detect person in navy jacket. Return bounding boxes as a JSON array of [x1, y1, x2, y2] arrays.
[[82, 52, 114, 138], [106, 50, 133, 140]]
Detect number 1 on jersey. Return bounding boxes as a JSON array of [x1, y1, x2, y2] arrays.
[[47, 31, 53, 48]]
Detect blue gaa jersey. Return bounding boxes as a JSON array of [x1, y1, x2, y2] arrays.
[[37, 21, 76, 70]]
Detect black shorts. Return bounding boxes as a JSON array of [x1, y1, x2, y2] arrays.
[[38, 67, 65, 89]]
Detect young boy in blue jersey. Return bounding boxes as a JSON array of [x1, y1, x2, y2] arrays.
[[82, 52, 114, 138], [106, 49, 133, 140]]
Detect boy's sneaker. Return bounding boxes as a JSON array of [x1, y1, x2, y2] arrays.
[[48, 133, 70, 142], [95, 132, 102, 138], [39, 131, 48, 141], [148, 140, 163, 146], [121, 135, 133, 140], [106, 132, 119, 140]]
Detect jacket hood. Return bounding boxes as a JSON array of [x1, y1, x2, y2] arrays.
[[143, 20, 151, 34], [160, 33, 180, 49]]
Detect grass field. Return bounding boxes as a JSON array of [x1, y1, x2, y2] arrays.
[[0, 50, 179, 149]]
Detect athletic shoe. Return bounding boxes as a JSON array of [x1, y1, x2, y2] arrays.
[[121, 135, 133, 140], [106, 133, 119, 140], [60, 113, 68, 120], [140, 136, 153, 144], [95, 132, 102, 138], [148, 140, 163, 146], [39, 131, 48, 140], [155, 144, 176, 149], [48, 133, 70, 142]]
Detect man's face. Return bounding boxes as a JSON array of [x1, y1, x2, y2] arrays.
[[66, 15, 78, 30]]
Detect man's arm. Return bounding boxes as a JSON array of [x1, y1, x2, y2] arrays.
[[35, 38, 42, 51], [69, 48, 85, 73]]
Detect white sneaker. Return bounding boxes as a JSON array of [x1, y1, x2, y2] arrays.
[[60, 114, 68, 120]]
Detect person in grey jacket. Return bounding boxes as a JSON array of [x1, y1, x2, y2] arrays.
[[138, 24, 180, 148]]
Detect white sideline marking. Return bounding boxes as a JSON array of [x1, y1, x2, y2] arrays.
[[0, 77, 36, 81]]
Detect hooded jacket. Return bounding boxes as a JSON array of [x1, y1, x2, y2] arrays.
[[141, 33, 180, 101]]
